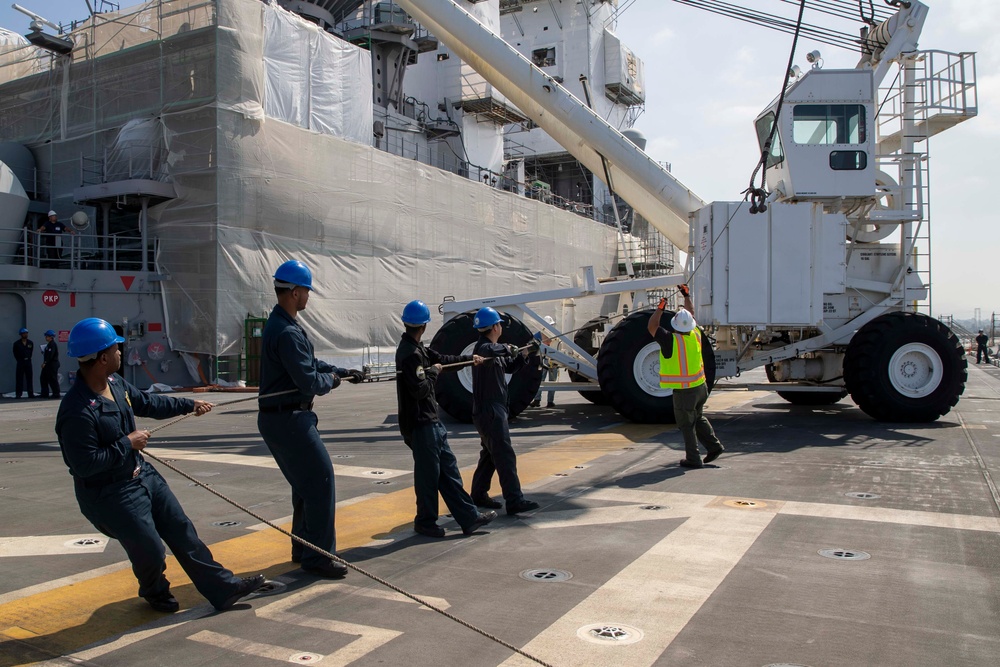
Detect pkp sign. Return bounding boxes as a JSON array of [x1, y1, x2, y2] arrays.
[[42, 290, 60, 307]]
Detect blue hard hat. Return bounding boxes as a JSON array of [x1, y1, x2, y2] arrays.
[[473, 307, 501, 329], [67, 318, 125, 358], [273, 260, 313, 290], [18, 327, 28, 334], [401, 300, 431, 325], [44, 329, 55, 337]]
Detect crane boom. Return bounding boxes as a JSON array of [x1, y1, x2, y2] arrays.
[[392, 0, 703, 251]]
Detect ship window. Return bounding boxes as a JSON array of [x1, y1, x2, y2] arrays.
[[754, 112, 784, 169], [830, 150, 867, 170], [792, 104, 866, 144], [532, 47, 556, 68]]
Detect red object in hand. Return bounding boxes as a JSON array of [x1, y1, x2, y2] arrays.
[[657, 298, 667, 311], [678, 284, 690, 297]]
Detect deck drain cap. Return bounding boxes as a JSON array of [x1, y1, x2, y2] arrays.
[[553, 473, 569, 477], [374, 480, 392, 485], [288, 652, 323, 663], [576, 623, 643, 645], [845, 492, 881, 499], [66, 537, 105, 548], [212, 520, 242, 527], [251, 579, 287, 598], [640, 505, 666, 510], [723, 499, 767, 509], [332, 454, 352, 459], [520, 568, 572, 582], [818, 548, 870, 561]]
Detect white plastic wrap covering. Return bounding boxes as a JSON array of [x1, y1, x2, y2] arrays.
[[0, 160, 29, 262], [263, 3, 372, 143], [154, 109, 617, 364]]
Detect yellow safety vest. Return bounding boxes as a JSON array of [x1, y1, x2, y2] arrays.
[[659, 330, 706, 389]]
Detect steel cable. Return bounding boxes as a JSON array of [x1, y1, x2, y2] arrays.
[[140, 391, 555, 667]]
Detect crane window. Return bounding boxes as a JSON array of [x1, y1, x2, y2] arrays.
[[793, 104, 866, 144], [532, 47, 556, 68], [830, 150, 868, 170], [754, 112, 785, 169]]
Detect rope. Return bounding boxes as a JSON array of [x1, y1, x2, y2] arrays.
[[146, 389, 297, 434], [141, 393, 555, 667]]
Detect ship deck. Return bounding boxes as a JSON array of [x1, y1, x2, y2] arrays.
[[1, 365, 999, 667]]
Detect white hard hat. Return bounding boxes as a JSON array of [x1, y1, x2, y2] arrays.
[[47, 210, 57, 217], [544, 316, 555, 325], [670, 308, 696, 333]]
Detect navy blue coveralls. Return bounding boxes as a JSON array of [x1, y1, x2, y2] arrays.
[[470, 337, 529, 507], [55, 375, 245, 607], [257, 304, 348, 567], [12, 337, 34, 398], [40, 339, 60, 398], [395, 331, 480, 532]]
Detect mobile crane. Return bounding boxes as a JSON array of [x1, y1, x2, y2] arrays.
[[393, 0, 976, 424]]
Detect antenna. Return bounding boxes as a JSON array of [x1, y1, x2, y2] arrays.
[[11, 3, 74, 55], [11, 3, 62, 33]]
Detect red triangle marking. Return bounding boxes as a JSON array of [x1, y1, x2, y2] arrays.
[[121, 276, 136, 291]]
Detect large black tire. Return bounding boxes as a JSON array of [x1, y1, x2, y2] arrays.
[[430, 312, 542, 423], [568, 316, 611, 405], [843, 312, 966, 422], [765, 363, 848, 405], [597, 311, 715, 423]]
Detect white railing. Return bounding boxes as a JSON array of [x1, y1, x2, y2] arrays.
[[1, 230, 158, 272]]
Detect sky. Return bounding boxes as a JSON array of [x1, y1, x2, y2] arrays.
[[0, 0, 995, 321]]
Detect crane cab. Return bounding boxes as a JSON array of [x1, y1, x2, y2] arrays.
[[755, 69, 875, 203]]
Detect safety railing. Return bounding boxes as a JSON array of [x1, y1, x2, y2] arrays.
[[1, 230, 158, 272]]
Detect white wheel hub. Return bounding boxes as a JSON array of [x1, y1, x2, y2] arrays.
[[633, 342, 671, 397], [457, 342, 513, 393], [888, 342, 942, 398]]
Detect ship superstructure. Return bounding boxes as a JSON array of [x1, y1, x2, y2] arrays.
[[0, 0, 664, 393]]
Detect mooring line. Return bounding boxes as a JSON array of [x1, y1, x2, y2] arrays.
[[141, 392, 555, 667]]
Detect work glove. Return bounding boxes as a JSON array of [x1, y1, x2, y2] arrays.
[[528, 338, 541, 354], [345, 369, 366, 384], [657, 298, 667, 311], [678, 284, 690, 297], [505, 344, 519, 357]]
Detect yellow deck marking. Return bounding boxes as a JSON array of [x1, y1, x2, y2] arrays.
[[0, 422, 665, 664]]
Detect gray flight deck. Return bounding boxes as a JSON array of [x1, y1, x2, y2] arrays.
[[1, 365, 998, 666]]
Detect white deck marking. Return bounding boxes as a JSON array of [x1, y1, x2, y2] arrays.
[[501, 492, 776, 666], [519, 504, 700, 530], [310, 582, 450, 611], [503, 487, 1000, 666], [585, 488, 1000, 532], [254, 583, 402, 665], [780, 501, 1000, 532], [0, 535, 108, 558], [188, 630, 324, 662], [153, 447, 409, 478], [40, 610, 205, 664]]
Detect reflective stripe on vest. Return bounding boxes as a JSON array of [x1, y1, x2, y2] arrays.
[[659, 331, 706, 389]]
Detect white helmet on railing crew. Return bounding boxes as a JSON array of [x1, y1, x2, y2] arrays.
[[670, 308, 696, 333]]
